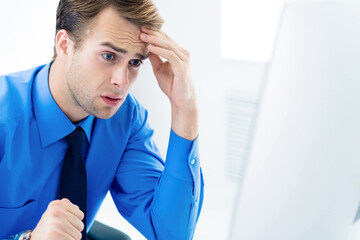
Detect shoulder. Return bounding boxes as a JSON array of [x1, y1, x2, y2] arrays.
[[0, 65, 44, 121], [123, 93, 146, 118], [110, 93, 148, 135]]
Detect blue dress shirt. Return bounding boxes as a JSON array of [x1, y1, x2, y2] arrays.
[[0, 63, 204, 240]]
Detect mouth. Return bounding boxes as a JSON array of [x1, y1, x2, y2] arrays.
[[101, 95, 122, 107]]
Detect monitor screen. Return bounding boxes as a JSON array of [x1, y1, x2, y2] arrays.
[[229, 1, 360, 239]]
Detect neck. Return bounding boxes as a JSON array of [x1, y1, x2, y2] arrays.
[[49, 59, 89, 123]]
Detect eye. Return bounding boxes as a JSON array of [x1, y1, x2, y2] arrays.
[[129, 59, 142, 68], [102, 53, 115, 62]]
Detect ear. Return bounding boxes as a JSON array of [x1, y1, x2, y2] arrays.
[[55, 29, 74, 62]]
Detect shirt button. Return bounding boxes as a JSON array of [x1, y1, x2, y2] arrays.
[[190, 158, 196, 165]]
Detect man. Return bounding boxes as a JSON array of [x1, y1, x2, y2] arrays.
[[0, 0, 204, 240]]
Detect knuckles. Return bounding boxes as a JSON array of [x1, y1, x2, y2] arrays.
[[49, 205, 63, 218], [61, 198, 71, 203], [47, 200, 68, 218], [35, 199, 84, 240], [48, 200, 61, 210]]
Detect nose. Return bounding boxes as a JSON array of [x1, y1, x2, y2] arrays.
[[110, 65, 129, 89]]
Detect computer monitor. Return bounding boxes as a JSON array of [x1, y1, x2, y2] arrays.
[[229, 1, 360, 239]]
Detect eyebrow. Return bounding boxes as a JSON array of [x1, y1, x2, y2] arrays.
[[100, 42, 149, 60]]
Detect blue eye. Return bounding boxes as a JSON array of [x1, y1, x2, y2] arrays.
[[102, 53, 114, 61], [129, 59, 142, 67]]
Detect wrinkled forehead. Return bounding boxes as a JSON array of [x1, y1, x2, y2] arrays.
[[86, 7, 148, 55]]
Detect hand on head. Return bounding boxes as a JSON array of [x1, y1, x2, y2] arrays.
[[140, 27, 199, 140]]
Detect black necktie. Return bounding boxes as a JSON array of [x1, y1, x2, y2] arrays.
[[59, 127, 87, 240]]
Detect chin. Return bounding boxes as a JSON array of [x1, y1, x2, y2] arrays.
[[91, 109, 118, 119], [84, 102, 121, 119], [93, 111, 117, 119]]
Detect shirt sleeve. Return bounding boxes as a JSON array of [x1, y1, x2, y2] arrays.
[[6, 231, 26, 240], [0, 118, 5, 160], [109, 108, 204, 240]]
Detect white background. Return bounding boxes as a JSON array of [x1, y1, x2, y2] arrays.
[[0, 0, 277, 239]]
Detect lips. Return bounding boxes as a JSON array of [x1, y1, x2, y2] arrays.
[[101, 95, 122, 107]]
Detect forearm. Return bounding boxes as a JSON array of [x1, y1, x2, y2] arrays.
[[151, 130, 203, 239], [111, 101, 203, 239], [114, 129, 203, 240], [170, 100, 199, 141]]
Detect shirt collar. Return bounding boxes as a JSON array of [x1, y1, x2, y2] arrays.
[[75, 115, 94, 143], [33, 62, 94, 148]]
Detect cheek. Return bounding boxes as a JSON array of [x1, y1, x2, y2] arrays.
[[128, 69, 140, 85], [84, 58, 111, 90]]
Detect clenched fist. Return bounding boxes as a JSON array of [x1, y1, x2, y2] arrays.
[[31, 198, 84, 240]]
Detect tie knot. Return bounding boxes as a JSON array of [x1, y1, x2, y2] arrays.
[[66, 127, 86, 156]]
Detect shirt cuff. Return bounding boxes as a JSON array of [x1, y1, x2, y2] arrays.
[[164, 129, 200, 182], [7, 231, 25, 240]]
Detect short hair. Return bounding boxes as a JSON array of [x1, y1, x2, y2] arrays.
[[53, 0, 164, 60]]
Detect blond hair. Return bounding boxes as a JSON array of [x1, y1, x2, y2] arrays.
[[53, 0, 164, 59]]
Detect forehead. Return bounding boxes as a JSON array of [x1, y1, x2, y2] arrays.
[[86, 7, 147, 55]]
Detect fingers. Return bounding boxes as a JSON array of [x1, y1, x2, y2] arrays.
[[140, 33, 187, 61], [51, 200, 84, 231], [61, 218, 83, 240], [59, 199, 84, 232], [139, 26, 196, 108], [148, 52, 163, 72], [65, 210, 85, 233], [32, 199, 84, 240], [54, 217, 82, 240], [140, 26, 190, 63], [48, 199, 84, 231], [148, 44, 182, 68], [61, 198, 85, 221]]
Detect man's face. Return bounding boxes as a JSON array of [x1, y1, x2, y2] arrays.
[[65, 7, 148, 119]]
